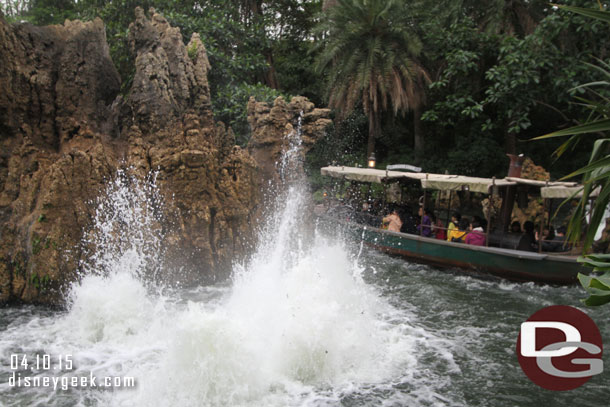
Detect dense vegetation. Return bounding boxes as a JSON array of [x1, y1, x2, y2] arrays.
[[1, 0, 608, 178], [3, 1, 610, 304]]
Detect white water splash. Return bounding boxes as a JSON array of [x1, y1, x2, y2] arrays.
[[125, 114, 417, 406], [0, 121, 450, 406], [78, 169, 165, 284]]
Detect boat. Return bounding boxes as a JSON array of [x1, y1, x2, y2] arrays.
[[318, 156, 593, 284]]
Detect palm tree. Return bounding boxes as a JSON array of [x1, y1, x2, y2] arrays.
[[315, 0, 429, 159]]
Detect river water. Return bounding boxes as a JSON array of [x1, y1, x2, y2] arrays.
[[1, 235, 609, 407], [1, 133, 609, 406]]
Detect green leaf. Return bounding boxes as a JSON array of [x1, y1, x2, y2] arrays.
[[579, 271, 610, 306], [590, 276, 610, 290], [534, 119, 610, 139], [585, 254, 610, 261], [583, 286, 610, 297], [551, 135, 580, 159], [553, 5, 610, 24], [582, 294, 610, 306], [561, 155, 610, 179], [578, 258, 610, 270], [578, 272, 594, 287], [579, 270, 610, 289]]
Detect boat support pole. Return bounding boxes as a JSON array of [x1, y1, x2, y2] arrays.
[[421, 175, 428, 236], [446, 190, 453, 231], [539, 198, 547, 253], [383, 183, 387, 212], [486, 178, 495, 247]]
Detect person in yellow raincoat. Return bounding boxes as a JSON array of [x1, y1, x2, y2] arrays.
[[446, 212, 461, 242], [448, 218, 469, 243]]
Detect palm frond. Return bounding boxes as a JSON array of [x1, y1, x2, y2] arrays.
[[315, 0, 428, 120]]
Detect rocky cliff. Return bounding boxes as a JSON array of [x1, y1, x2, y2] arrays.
[[0, 14, 124, 304], [0, 8, 329, 305], [247, 95, 331, 189]]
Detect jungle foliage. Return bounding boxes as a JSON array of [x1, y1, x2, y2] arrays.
[[535, 4, 610, 252], [1, 0, 608, 178], [1, 0, 322, 144], [3, 0, 610, 304]]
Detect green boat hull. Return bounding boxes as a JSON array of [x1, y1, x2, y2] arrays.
[[337, 220, 587, 285]]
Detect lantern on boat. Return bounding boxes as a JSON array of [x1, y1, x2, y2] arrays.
[[368, 153, 376, 168]]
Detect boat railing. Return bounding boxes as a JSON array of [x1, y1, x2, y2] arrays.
[[422, 224, 573, 254], [329, 209, 576, 256], [320, 201, 579, 256]]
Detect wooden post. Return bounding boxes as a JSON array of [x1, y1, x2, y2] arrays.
[[446, 190, 453, 230], [486, 178, 495, 247], [421, 190, 426, 236], [382, 183, 386, 210], [421, 174, 428, 236]]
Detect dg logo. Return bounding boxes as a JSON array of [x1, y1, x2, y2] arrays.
[[516, 305, 604, 391]]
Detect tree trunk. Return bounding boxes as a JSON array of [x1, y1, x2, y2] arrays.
[[505, 129, 516, 155], [413, 105, 424, 163], [264, 50, 279, 89], [246, 0, 279, 89], [367, 109, 379, 159]]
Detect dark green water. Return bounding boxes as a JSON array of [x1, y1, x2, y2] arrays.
[[361, 248, 610, 406]]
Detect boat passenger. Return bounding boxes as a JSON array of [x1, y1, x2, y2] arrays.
[[545, 225, 555, 241], [446, 212, 461, 241], [473, 215, 487, 232], [450, 218, 470, 243], [382, 206, 403, 232], [416, 207, 432, 237], [510, 221, 522, 233], [431, 213, 447, 240], [465, 219, 486, 246], [537, 226, 556, 252], [517, 221, 536, 252], [399, 207, 418, 234], [547, 225, 571, 252]]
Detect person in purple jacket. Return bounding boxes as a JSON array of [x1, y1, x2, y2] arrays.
[[417, 207, 433, 237], [465, 219, 486, 246]]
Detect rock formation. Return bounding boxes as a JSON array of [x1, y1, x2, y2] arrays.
[[0, 8, 328, 305], [247, 96, 331, 189], [0, 15, 123, 304]]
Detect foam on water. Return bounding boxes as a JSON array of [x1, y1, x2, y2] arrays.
[[122, 123, 423, 405], [0, 127, 457, 407]]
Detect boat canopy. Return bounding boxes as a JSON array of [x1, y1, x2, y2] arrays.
[[540, 185, 600, 199], [320, 166, 427, 183], [420, 175, 515, 194], [504, 177, 599, 198], [321, 166, 514, 193], [504, 177, 577, 188], [321, 166, 594, 198]]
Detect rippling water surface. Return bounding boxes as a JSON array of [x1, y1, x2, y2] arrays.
[[1, 126, 608, 406], [1, 246, 609, 406]]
